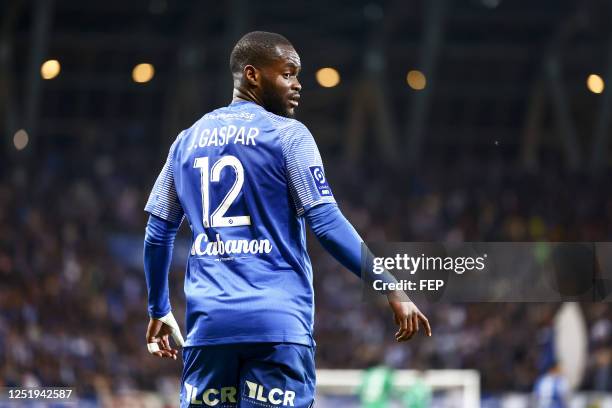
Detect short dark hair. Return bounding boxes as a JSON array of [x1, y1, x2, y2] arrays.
[[229, 31, 293, 75]]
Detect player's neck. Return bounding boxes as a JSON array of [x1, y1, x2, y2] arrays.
[[232, 87, 264, 107]]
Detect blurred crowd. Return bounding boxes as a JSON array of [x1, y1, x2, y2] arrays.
[[1, 130, 611, 403]]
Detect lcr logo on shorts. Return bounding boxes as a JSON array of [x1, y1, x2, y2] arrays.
[[184, 382, 237, 406], [183, 381, 296, 406], [244, 380, 296, 406]]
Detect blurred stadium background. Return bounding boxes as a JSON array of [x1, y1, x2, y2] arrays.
[[1, 0, 612, 406]]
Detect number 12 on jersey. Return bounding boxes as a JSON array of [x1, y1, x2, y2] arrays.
[[194, 155, 251, 228]]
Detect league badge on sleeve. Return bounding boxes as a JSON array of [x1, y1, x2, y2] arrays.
[[308, 166, 333, 197]]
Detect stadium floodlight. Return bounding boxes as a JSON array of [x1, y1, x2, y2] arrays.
[[316, 67, 340, 88], [406, 70, 426, 90], [41, 59, 61, 80], [132, 63, 155, 83], [587, 74, 604, 94], [13, 129, 29, 151]]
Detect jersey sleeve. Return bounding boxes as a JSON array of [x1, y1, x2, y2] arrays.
[[145, 136, 185, 224], [279, 121, 337, 216]]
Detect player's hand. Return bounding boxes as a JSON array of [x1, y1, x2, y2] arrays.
[[387, 291, 432, 342], [146, 318, 180, 360]]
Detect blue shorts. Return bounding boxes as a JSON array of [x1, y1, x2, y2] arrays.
[[180, 343, 316, 408]]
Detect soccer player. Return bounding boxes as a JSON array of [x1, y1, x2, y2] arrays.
[[143, 31, 431, 408]]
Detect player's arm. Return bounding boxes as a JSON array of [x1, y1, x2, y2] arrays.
[[143, 137, 186, 359], [143, 214, 184, 359], [281, 122, 431, 341], [305, 203, 431, 341]]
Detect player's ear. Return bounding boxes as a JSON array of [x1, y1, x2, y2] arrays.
[[243, 65, 259, 87]]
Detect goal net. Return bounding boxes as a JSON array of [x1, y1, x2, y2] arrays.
[[315, 369, 480, 408]]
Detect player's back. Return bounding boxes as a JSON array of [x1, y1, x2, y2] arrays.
[[162, 100, 326, 347]]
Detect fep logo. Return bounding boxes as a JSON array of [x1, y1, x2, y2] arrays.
[[308, 166, 332, 197]]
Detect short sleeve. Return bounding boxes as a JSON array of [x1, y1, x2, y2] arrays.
[[279, 121, 336, 216], [145, 137, 184, 224]]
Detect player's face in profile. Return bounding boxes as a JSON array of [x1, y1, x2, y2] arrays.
[[259, 45, 302, 118]]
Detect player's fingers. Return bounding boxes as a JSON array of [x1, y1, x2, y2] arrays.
[[394, 314, 402, 337], [147, 337, 177, 360], [161, 335, 171, 350], [397, 332, 412, 342], [402, 316, 419, 342], [399, 314, 408, 332], [397, 330, 411, 341], [154, 350, 177, 359], [394, 313, 401, 336], [155, 346, 178, 359], [167, 349, 178, 360], [396, 317, 411, 341], [419, 313, 432, 337]]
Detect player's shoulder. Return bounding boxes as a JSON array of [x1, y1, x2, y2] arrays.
[[260, 113, 312, 142]]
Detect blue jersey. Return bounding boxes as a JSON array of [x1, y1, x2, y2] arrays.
[[145, 100, 336, 347]]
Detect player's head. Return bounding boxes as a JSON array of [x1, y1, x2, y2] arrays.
[[230, 31, 301, 118]]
